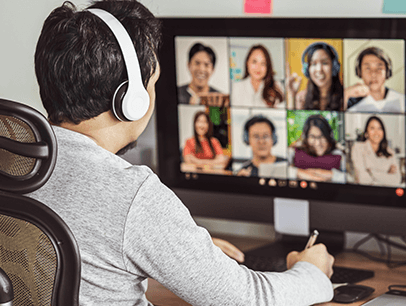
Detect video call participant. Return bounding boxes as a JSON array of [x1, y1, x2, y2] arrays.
[[287, 42, 343, 111], [351, 116, 401, 186], [30, 1, 334, 304], [237, 115, 286, 177], [182, 111, 227, 169], [288, 115, 345, 183], [345, 47, 404, 113], [231, 45, 284, 108], [178, 42, 229, 107]]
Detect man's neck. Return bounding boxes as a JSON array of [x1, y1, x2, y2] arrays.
[[369, 86, 386, 101], [189, 83, 209, 94], [58, 111, 131, 154], [251, 155, 275, 167]]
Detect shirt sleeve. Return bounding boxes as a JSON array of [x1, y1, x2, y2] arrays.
[[183, 138, 194, 157], [211, 137, 224, 155], [123, 173, 333, 306], [368, 153, 402, 186], [351, 142, 374, 184], [331, 149, 346, 183]]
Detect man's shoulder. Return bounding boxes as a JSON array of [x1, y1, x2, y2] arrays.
[[177, 84, 191, 104], [178, 84, 189, 91], [52, 125, 154, 185], [209, 86, 220, 93]]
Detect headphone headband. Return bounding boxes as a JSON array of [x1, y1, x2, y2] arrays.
[[88, 8, 150, 122], [301, 42, 340, 78], [243, 115, 278, 146]]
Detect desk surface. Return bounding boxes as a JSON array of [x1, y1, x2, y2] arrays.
[[146, 234, 406, 306]]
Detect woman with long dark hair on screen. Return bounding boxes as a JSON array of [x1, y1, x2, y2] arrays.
[[182, 111, 244, 261], [287, 42, 343, 111], [288, 114, 345, 183], [231, 44, 284, 108], [183, 111, 227, 168], [351, 116, 401, 186]]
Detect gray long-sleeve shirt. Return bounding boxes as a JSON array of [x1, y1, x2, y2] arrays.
[[29, 126, 333, 305]]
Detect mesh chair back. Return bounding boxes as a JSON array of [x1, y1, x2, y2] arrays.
[[0, 215, 56, 305], [0, 99, 80, 306], [0, 115, 36, 177]]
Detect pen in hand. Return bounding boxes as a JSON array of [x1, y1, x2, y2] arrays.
[[305, 230, 319, 249]]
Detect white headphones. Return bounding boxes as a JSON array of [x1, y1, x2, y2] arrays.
[[88, 8, 150, 122]]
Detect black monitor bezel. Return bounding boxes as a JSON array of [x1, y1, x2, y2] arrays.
[[156, 17, 406, 209]]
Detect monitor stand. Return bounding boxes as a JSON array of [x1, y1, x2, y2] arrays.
[[245, 198, 344, 260]]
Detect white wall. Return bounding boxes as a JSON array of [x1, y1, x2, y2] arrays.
[[140, 0, 396, 18], [0, 0, 92, 114]]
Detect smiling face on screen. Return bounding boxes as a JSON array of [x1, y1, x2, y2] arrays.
[[188, 51, 214, 91], [308, 49, 333, 92]]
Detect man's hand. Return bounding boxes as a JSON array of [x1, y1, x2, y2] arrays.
[[286, 244, 335, 278], [212, 238, 245, 263], [344, 83, 370, 109], [199, 93, 230, 107]]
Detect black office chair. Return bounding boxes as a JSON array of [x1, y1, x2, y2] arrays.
[[0, 98, 81, 306]]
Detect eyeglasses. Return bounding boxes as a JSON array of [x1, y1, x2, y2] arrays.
[[308, 135, 327, 143], [251, 134, 273, 142]]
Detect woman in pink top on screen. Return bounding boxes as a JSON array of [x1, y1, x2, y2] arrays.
[[183, 111, 227, 169], [288, 114, 345, 183], [351, 116, 401, 186]]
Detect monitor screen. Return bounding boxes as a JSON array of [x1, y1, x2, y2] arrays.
[[156, 18, 406, 211]]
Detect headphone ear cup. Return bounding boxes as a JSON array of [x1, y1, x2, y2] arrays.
[[386, 66, 392, 79], [332, 60, 340, 77], [112, 80, 150, 122], [302, 63, 310, 78], [112, 81, 129, 122], [243, 129, 249, 145], [272, 131, 278, 146]]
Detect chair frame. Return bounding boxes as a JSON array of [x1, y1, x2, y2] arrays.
[[0, 191, 81, 306], [0, 98, 57, 194]]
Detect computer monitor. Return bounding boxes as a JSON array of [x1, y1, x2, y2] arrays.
[[155, 18, 406, 242]]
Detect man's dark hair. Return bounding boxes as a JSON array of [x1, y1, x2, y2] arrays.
[[244, 115, 275, 135], [35, 0, 162, 124], [356, 46, 392, 79], [188, 43, 216, 68]]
